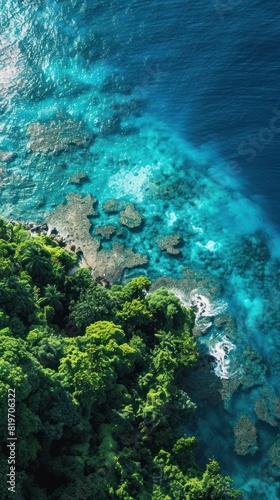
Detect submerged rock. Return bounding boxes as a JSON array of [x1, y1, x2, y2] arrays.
[[254, 387, 280, 427], [220, 378, 242, 407], [69, 171, 89, 185], [36, 195, 47, 208], [147, 178, 187, 200], [156, 234, 182, 255], [268, 435, 280, 470], [102, 198, 126, 214], [0, 167, 8, 180], [239, 346, 266, 390], [214, 314, 236, 334], [119, 203, 143, 229], [234, 415, 258, 456], [95, 225, 117, 240], [27, 117, 92, 154], [0, 150, 16, 163]]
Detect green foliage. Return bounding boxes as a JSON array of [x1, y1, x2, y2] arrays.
[[113, 276, 151, 301], [38, 285, 65, 311], [17, 241, 53, 280], [116, 298, 153, 329], [67, 280, 113, 334], [146, 287, 194, 328], [27, 327, 64, 369], [0, 218, 241, 499]]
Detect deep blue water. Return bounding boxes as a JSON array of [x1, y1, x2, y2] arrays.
[[1, 0, 280, 497], [112, 0, 280, 227]]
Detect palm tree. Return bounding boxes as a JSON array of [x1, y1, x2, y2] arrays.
[[21, 245, 50, 277], [38, 285, 65, 311]]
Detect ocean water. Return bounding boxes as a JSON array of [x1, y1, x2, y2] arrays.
[[1, 0, 280, 497]]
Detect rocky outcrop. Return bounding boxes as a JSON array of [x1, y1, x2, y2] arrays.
[[268, 435, 280, 469], [102, 199, 126, 214], [0, 150, 16, 163], [69, 172, 89, 185], [46, 193, 148, 283], [234, 415, 258, 456], [119, 203, 143, 229], [94, 242, 148, 283], [46, 191, 100, 256], [156, 234, 182, 255], [27, 117, 92, 154], [95, 225, 117, 240], [254, 387, 280, 427]]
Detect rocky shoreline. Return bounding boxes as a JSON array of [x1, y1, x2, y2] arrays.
[[6, 215, 280, 467]]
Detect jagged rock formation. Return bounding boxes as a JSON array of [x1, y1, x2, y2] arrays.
[[69, 172, 89, 185], [102, 199, 126, 214], [234, 415, 258, 456], [119, 203, 143, 229], [27, 117, 92, 154], [95, 225, 117, 240], [156, 234, 182, 255], [46, 193, 148, 282]]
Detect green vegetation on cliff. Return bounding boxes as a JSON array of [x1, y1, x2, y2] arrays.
[[0, 219, 241, 499]]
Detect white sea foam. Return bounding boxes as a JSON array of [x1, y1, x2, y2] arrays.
[[170, 288, 227, 320], [170, 288, 228, 337], [189, 290, 228, 318], [208, 334, 239, 379]]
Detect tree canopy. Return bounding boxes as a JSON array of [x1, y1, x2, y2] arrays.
[[0, 218, 241, 499]]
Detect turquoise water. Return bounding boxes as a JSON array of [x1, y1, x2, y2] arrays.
[[1, 1, 280, 497]]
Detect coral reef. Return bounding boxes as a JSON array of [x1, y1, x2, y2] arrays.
[[102, 199, 126, 214], [156, 234, 182, 255], [69, 171, 89, 185], [95, 225, 117, 240], [152, 267, 220, 299], [0, 150, 16, 163], [94, 242, 148, 283], [231, 233, 270, 282], [0, 166, 8, 180], [46, 191, 100, 260], [119, 203, 143, 229], [0, 2, 280, 491], [27, 117, 92, 154], [220, 378, 242, 408], [214, 314, 236, 335], [234, 415, 258, 456], [239, 346, 266, 390], [254, 387, 280, 427], [147, 178, 187, 200], [221, 346, 266, 408], [46, 193, 148, 283], [268, 435, 280, 470]]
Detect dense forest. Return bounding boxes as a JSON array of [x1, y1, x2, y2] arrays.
[[0, 218, 241, 499]]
